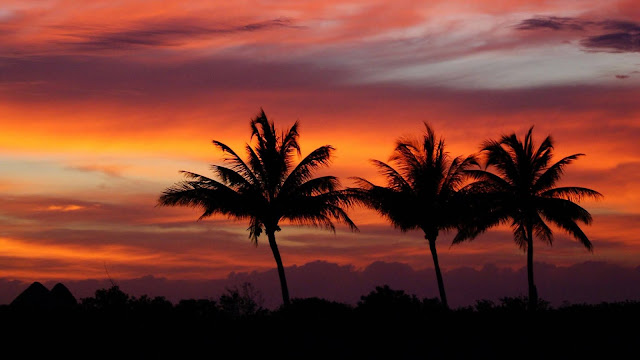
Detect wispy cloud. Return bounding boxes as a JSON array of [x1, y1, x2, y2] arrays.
[[516, 16, 640, 53], [515, 16, 589, 31], [55, 17, 297, 51], [581, 32, 640, 53], [67, 164, 126, 177]]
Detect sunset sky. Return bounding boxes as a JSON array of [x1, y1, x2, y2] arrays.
[[1, 0, 638, 303]]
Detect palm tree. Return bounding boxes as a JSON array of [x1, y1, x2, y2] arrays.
[[158, 109, 357, 306], [352, 123, 476, 309], [454, 127, 602, 311]]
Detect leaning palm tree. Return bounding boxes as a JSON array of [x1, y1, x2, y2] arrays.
[[352, 123, 476, 309], [455, 127, 602, 311], [158, 109, 357, 306]]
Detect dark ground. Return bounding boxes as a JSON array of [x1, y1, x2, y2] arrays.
[[1, 285, 638, 359]]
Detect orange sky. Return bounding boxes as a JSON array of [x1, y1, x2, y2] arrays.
[[0, 0, 638, 283]]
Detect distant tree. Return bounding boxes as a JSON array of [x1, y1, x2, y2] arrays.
[[81, 285, 129, 312], [357, 285, 423, 316], [498, 296, 550, 312], [175, 298, 219, 319], [129, 294, 173, 316], [282, 297, 353, 319], [158, 110, 358, 306], [352, 123, 476, 309], [455, 127, 602, 311], [474, 299, 497, 313], [218, 282, 264, 318]]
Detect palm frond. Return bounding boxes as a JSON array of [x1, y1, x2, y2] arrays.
[[280, 145, 334, 194], [463, 169, 512, 190], [421, 123, 440, 167], [281, 191, 359, 232], [531, 135, 554, 173], [541, 187, 603, 202], [442, 154, 477, 193], [350, 176, 376, 190], [293, 176, 340, 196], [481, 140, 519, 184], [451, 190, 510, 244], [370, 159, 413, 192], [537, 197, 594, 225], [533, 154, 584, 193], [250, 109, 275, 152], [211, 165, 253, 191], [175, 171, 221, 188], [541, 211, 594, 251], [247, 217, 264, 245], [158, 176, 254, 221], [390, 141, 422, 178], [512, 221, 527, 250], [280, 120, 301, 160], [246, 143, 267, 190], [212, 140, 260, 186], [532, 213, 554, 245]]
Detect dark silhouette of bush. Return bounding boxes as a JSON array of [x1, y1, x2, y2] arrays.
[[474, 298, 497, 312], [421, 296, 444, 312], [218, 282, 265, 318], [129, 294, 173, 317], [279, 297, 353, 319], [175, 298, 219, 319], [2, 282, 639, 358], [499, 295, 550, 312], [81, 285, 130, 312], [356, 285, 424, 318]]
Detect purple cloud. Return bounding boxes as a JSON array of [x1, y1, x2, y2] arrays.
[[55, 17, 296, 51], [515, 16, 588, 31], [516, 16, 640, 53], [3, 260, 639, 309]]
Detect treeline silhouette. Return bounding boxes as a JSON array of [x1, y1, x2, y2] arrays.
[[1, 283, 637, 358]]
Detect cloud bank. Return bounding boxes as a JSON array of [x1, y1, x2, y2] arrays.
[[3, 260, 638, 309]]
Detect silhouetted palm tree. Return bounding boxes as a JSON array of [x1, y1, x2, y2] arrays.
[[454, 127, 602, 311], [158, 109, 357, 306], [352, 123, 476, 309]]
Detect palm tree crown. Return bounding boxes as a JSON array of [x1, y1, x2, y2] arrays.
[[353, 123, 476, 309], [456, 126, 602, 310], [158, 109, 357, 306]]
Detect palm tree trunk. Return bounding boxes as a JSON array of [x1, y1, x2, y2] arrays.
[[526, 225, 538, 311], [427, 237, 449, 310], [267, 230, 290, 306]]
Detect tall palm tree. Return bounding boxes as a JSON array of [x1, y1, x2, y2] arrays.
[[454, 127, 602, 311], [158, 109, 357, 306], [352, 123, 476, 310]]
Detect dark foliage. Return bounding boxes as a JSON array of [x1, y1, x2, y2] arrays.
[[1, 284, 638, 358], [357, 285, 426, 316]]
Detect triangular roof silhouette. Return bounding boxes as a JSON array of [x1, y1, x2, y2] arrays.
[[10, 281, 52, 308], [10, 282, 78, 310], [50, 283, 77, 308]]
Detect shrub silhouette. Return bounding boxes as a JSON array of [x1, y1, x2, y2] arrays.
[[357, 285, 423, 317], [81, 285, 129, 312], [218, 282, 264, 318]]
